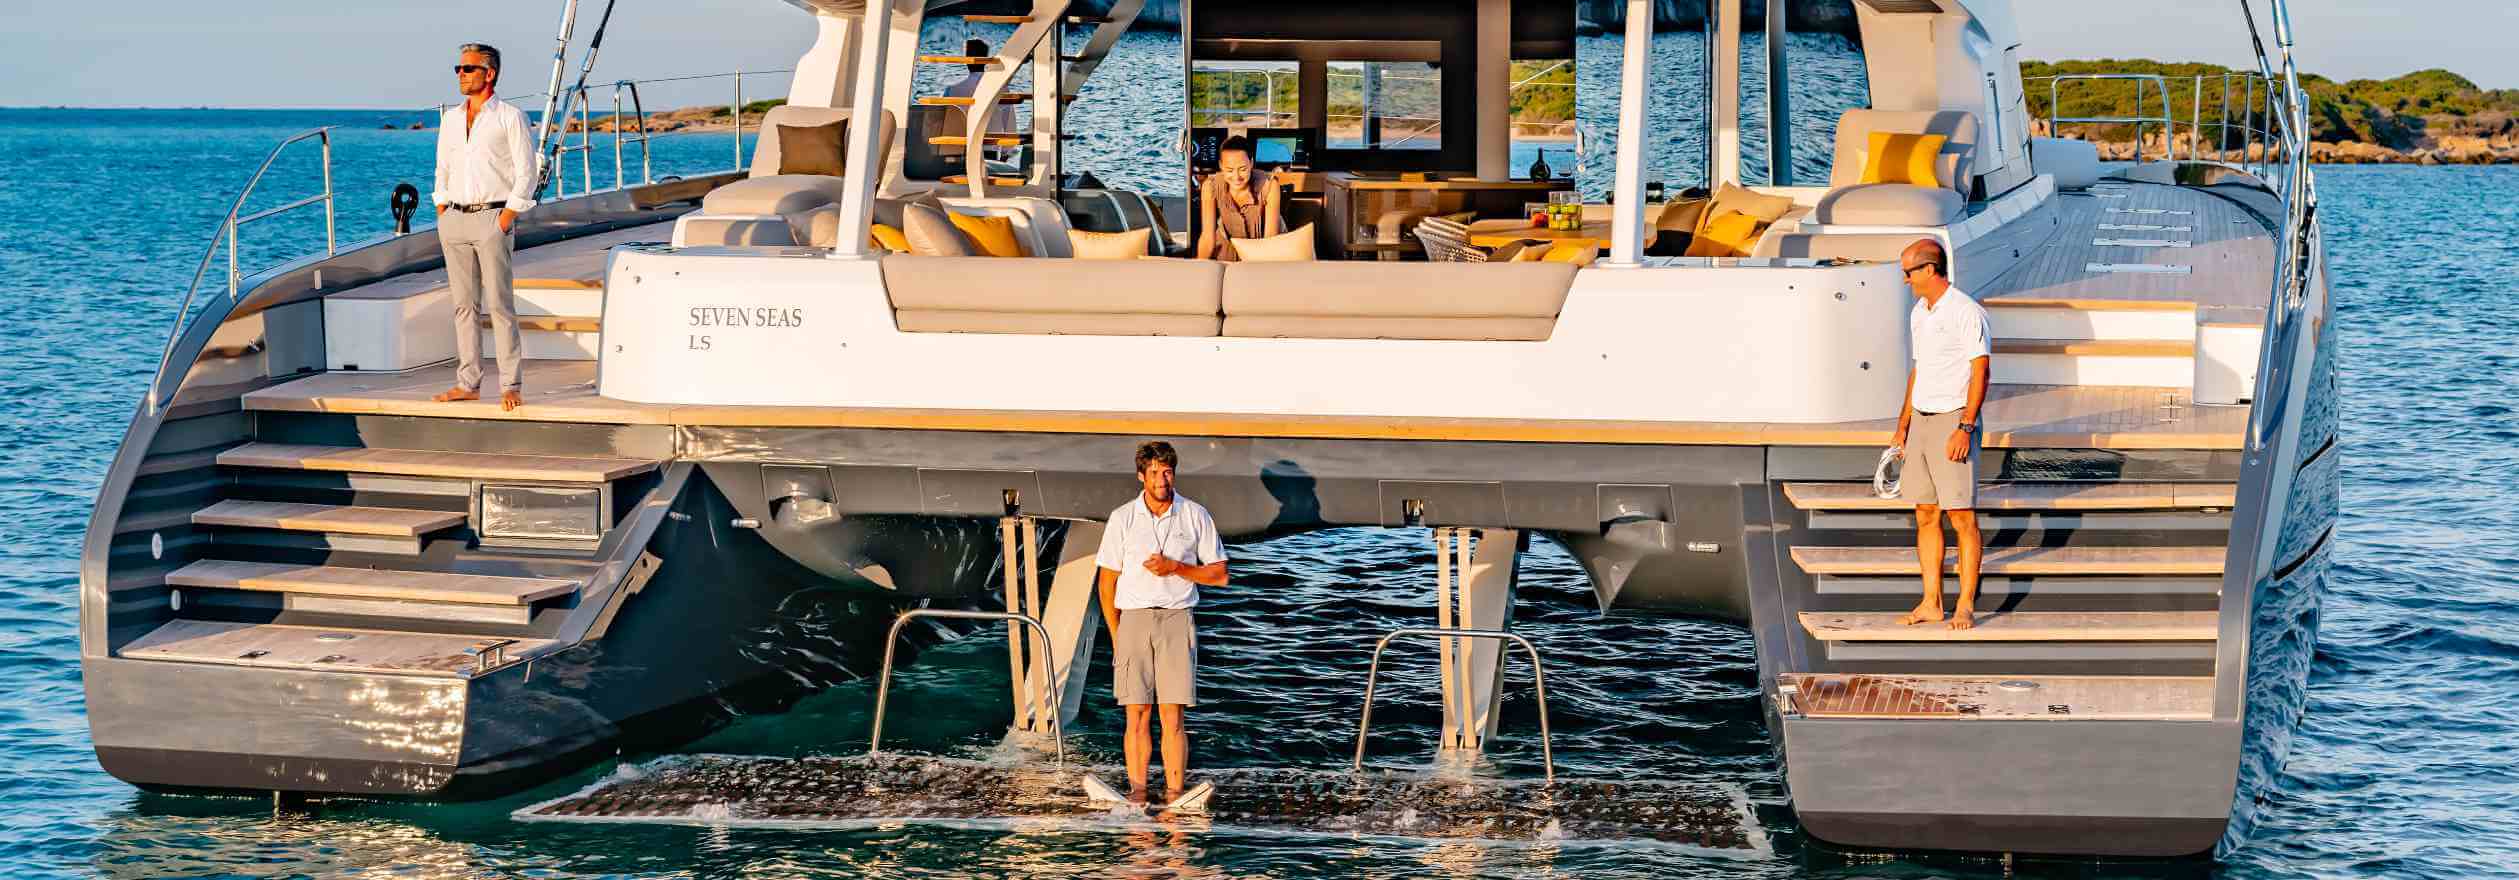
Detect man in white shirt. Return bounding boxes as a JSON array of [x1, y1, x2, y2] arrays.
[[1094, 441, 1229, 806], [429, 43, 538, 412], [1890, 238, 1991, 630]]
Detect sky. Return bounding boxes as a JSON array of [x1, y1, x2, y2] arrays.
[[1, 1, 2510, 108]]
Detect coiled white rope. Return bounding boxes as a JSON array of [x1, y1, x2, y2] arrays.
[[1873, 446, 1903, 499]]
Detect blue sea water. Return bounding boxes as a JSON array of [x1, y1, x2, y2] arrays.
[[3, 101, 2517, 877]]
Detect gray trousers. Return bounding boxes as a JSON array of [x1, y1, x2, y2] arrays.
[[440, 208, 522, 392]]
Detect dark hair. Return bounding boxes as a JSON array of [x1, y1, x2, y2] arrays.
[[1217, 135, 1254, 159], [1910, 238, 1948, 277], [1134, 440, 1179, 474], [458, 43, 502, 85]]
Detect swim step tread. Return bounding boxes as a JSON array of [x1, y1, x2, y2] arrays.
[[167, 560, 577, 605], [1797, 610, 2218, 642], [218, 443, 657, 482], [122, 619, 550, 679], [1790, 544, 2224, 576], [1783, 482, 2236, 511], [1779, 673, 2213, 720], [191, 500, 468, 537], [480, 315, 601, 333], [1994, 338, 2194, 357]]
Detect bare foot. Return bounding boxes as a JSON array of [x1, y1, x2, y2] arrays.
[[500, 389, 523, 411], [1947, 607, 1977, 631], [1163, 788, 1184, 807], [1898, 602, 1944, 626], [431, 387, 479, 403], [1126, 787, 1150, 807]]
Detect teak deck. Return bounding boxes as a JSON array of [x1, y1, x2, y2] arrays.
[[121, 619, 553, 679], [1781, 673, 2214, 720], [1797, 611, 2220, 642], [166, 560, 579, 605]]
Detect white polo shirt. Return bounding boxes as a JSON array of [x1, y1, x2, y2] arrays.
[[1096, 493, 1227, 610], [1907, 285, 1992, 414]]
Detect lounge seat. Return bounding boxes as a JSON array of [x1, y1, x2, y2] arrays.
[[1809, 109, 1978, 227], [1221, 262, 1576, 341], [880, 255, 1222, 335], [673, 104, 897, 247]]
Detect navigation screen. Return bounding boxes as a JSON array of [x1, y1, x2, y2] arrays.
[[1254, 136, 1298, 165]]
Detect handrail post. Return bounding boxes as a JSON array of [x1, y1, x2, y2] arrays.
[[319, 130, 335, 256], [867, 608, 1066, 768], [732, 67, 745, 171], [1350, 626, 1555, 784]]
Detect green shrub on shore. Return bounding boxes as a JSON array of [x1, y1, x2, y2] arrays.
[[2024, 59, 2519, 149]]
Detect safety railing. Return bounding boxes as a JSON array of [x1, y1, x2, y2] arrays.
[[2028, 70, 2292, 181], [540, 68, 793, 199], [2244, 0, 2319, 453], [868, 608, 1067, 768], [146, 127, 336, 416], [1351, 627, 1555, 783]]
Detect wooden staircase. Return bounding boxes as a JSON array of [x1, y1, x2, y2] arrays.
[[1778, 478, 2235, 714], [117, 442, 661, 677], [923, 0, 1146, 195]]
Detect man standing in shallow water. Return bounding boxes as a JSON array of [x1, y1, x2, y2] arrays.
[[1096, 441, 1230, 806], [1890, 238, 1991, 630], [430, 42, 537, 412]]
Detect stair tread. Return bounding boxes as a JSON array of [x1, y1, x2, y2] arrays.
[[929, 135, 1026, 146], [218, 443, 656, 482], [959, 13, 1031, 22], [919, 55, 1000, 66], [1797, 610, 2218, 642], [1995, 338, 2194, 357], [481, 315, 601, 333], [167, 560, 577, 605], [1784, 481, 2236, 511], [192, 500, 466, 537], [513, 276, 601, 290], [918, 94, 1033, 106], [121, 619, 550, 679], [1780, 673, 2213, 720], [1790, 544, 2224, 576]]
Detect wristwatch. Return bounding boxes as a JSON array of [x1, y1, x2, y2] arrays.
[[1957, 420, 1978, 434]]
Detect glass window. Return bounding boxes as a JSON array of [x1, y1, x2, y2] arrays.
[[1738, 1, 1870, 186], [1512, 59, 1576, 180], [1189, 60, 1299, 129], [1326, 61, 1442, 150]]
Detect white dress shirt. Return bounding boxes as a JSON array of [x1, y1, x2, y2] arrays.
[[434, 98, 538, 213], [1907, 285, 1992, 414], [1096, 493, 1227, 610]]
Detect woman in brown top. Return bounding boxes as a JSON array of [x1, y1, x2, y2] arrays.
[[1195, 136, 1283, 261]]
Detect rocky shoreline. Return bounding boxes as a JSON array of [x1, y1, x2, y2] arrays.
[[2071, 133, 2519, 166]]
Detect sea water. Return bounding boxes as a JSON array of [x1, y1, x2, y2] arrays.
[[4, 92, 2518, 880]]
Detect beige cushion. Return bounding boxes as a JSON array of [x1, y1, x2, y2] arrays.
[[1705, 183, 1797, 227], [881, 255, 1223, 315], [1230, 223, 1317, 262], [773, 121, 846, 176], [1829, 109, 1978, 196], [1810, 183, 1967, 226], [1223, 262, 1574, 318], [2033, 136, 2103, 190], [1655, 197, 1710, 233], [1069, 227, 1151, 260], [748, 105, 897, 182], [1224, 315, 1558, 341], [901, 203, 974, 257], [700, 174, 853, 216], [676, 216, 798, 247], [898, 310, 1221, 336]]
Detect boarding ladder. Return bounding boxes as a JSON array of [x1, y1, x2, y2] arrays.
[[917, 0, 1146, 195]]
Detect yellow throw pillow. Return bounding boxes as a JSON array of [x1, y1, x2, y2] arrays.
[[869, 223, 910, 253], [1229, 223, 1316, 262], [946, 211, 1027, 258], [1068, 227, 1151, 260], [1860, 132, 1947, 187], [1685, 210, 1766, 258], [1541, 240, 1599, 266]]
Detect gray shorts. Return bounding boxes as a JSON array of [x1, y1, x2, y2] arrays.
[[1901, 408, 1981, 510], [1114, 607, 1197, 707]]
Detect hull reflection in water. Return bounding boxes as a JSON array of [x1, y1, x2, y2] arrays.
[[517, 753, 1767, 851]]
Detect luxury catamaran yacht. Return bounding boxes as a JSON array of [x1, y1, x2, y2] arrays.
[[80, 0, 2333, 860]]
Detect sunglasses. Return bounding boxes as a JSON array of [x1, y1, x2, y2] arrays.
[[454, 64, 490, 74], [1902, 263, 1936, 276]]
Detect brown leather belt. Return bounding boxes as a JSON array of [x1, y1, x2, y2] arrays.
[[446, 200, 508, 213]]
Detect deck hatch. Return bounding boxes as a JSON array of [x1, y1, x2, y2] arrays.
[[479, 485, 604, 541]]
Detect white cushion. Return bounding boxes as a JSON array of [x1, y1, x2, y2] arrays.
[[1830, 109, 1980, 196], [1230, 223, 1317, 262], [1069, 228, 1151, 260], [1811, 184, 1967, 226], [701, 174, 852, 217], [2033, 137, 2104, 190]]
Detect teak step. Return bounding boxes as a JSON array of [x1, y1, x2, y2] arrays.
[[1067, 14, 1116, 23], [1790, 545, 2224, 577], [1783, 482, 2236, 512], [919, 55, 1001, 67], [918, 94, 1034, 106], [959, 13, 1032, 22], [1797, 610, 2218, 642], [1995, 338, 2195, 357], [191, 500, 466, 538], [929, 135, 1026, 147], [122, 619, 551, 679], [218, 443, 657, 483], [1779, 673, 2213, 720], [514, 277, 602, 290], [167, 560, 578, 606], [942, 174, 1033, 187], [481, 315, 602, 333]]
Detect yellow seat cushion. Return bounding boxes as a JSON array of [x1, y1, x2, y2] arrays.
[[1859, 132, 1947, 188], [869, 223, 910, 253], [946, 211, 1027, 257], [1068, 227, 1152, 260], [1540, 240, 1599, 266], [1685, 210, 1767, 258], [1230, 223, 1317, 262]]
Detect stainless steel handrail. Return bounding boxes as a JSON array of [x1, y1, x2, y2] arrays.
[[2244, 0, 2318, 452], [2043, 73, 2176, 163], [146, 127, 335, 416], [1351, 626, 1555, 784], [537, 68, 792, 198], [868, 608, 1066, 768]]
